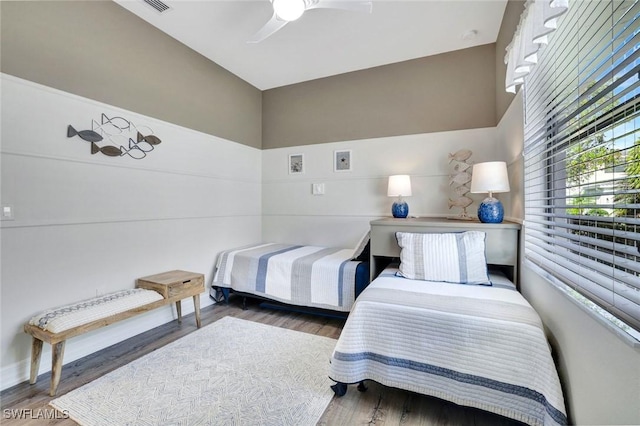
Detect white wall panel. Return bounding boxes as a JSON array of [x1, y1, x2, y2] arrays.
[[262, 128, 504, 247], [0, 75, 261, 389]]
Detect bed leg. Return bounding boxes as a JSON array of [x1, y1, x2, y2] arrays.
[[330, 382, 348, 397], [357, 381, 368, 392], [242, 297, 247, 310]]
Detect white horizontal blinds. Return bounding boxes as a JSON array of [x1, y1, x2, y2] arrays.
[[524, 0, 640, 331]]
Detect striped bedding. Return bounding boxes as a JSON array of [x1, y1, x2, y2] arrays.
[[329, 267, 567, 426], [212, 243, 361, 312]]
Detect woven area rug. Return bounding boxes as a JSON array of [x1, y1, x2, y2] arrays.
[[50, 316, 337, 425]]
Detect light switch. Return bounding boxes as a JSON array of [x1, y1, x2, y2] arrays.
[[1, 205, 14, 220], [312, 183, 325, 195]]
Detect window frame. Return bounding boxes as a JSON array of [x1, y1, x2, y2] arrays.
[[521, 0, 640, 343]]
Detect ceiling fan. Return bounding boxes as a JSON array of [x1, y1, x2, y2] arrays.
[[248, 0, 373, 43]]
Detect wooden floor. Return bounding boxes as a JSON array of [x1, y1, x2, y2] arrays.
[[1, 296, 523, 426]]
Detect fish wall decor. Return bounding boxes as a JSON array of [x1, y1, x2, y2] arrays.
[[448, 149, 474, 220], [67, 113, 162, 160]]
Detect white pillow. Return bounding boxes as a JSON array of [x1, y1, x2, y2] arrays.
[[395, 231, 491, 285]]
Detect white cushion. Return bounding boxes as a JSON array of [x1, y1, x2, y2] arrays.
[[29, 289, 164, 333]]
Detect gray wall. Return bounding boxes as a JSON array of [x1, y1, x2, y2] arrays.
[[0, 0, 262, 149], [262, 44, 497, 149], [1, 1, 505, 151]]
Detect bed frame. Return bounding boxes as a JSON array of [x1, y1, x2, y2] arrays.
[[211, 241, 371, 315]]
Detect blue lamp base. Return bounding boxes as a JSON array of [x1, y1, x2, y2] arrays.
[[477, 197, 504, 223], [392, 201, 409, 218]]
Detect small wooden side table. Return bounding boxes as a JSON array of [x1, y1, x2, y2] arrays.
[[136, 270, 205, 328]]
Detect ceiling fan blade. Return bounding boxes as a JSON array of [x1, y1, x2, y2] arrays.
[[247, 12, 288, 43], [307, 1, 372, 13]]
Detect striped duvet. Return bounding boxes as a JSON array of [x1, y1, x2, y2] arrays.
[[329, 267, 567, 426], [212, 243, 360, 311]]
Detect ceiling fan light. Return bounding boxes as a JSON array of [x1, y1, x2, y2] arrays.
[[273, 0, 305, 21]]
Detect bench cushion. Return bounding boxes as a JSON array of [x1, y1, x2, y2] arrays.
[[29, 289, 164, 333]]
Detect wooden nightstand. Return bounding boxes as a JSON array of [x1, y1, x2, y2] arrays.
[[136, 270, 205, 328]]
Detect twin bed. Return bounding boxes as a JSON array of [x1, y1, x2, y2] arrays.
[[211, 228, 566, 426], [211, 235, 370, 313]]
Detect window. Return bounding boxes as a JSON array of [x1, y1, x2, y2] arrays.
[[523, 0, 640, 337]]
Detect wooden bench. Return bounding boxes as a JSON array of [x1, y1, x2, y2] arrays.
[[24, 271, 204, 396]]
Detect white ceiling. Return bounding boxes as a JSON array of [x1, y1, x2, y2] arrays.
[[115, 0, 507, 90]]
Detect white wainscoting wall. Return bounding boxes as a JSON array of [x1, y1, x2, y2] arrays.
[[262, 128, 506, 248], [0, 75, 262, 389]]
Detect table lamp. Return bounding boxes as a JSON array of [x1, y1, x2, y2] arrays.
[[388, 175, 412, 218], [470, 162, 510, 223]]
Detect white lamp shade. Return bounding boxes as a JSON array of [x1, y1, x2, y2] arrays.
[[470, 162, 510, 194], [387, 175, 412, 197], [273, 0, 305, 21]]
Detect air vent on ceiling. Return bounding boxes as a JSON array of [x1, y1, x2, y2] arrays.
[[142, 0, 171, 13]]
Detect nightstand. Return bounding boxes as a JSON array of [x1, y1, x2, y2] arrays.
[[369, 217, 521, 284], [136, 270, 205, 328]]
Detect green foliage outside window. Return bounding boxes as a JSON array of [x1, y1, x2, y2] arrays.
[[614, 140, 640, 218]]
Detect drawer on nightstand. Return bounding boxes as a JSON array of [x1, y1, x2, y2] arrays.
[[168, 277, 204, 297], [136, 270, 204, 299]]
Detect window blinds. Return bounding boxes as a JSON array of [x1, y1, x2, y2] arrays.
[[523, 0, 640, 333]]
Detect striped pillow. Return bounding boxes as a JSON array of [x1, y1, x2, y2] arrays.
[[395, 231, 491, 285]]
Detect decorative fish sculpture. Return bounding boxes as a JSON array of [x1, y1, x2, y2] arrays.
[[448, 197, 473, 209], [92, 119, 123, 136], [91, 142, 122, 157], [453, 162, 472, 172], [69, 113, 161, 160], [448, 149, 473, 163], [137, 132, 161, 146], [118, 138, 152, 160], [101, 113, 131, 131], [453, 185, 471, 196], [449, 172, 472, 186], [67, 125, 103, 143], [129, 137, 153, 152], [121, 145, 147, 160]]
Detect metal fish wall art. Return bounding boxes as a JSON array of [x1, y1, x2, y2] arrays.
[[91, 142, 122, 157], [138, 132, 161, 146], [67, 113, 162, 160], [124, 137, 155, 160], [67, 125, 103, 143]]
